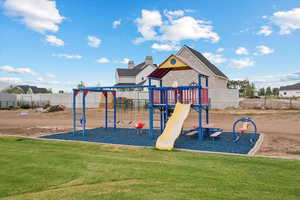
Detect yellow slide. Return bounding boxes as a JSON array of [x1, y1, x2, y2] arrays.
[[156, 103, 191, 150]]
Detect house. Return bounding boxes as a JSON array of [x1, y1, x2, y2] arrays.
[[161, 45, 228, 89], [0, 81, 10, 92], [114, 45, 238, 109], [7, 85, 49, 94], [115, 56, 158, 90], [115, 45, 229, 89], [279, 83, 300, 97]]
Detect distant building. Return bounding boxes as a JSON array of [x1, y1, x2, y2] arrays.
[[0, 81, 10, 92], [7, 85, 49, 94], [279, 83, 300, 97], [115, 56, 158, 89], [114, 45, 229, 90]]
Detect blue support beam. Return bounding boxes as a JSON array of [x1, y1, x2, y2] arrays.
[[72, 90, 76, 136], [148, 78, 154, 138], [198, 75, 204, 140], [159, 80, 163, 133], [74, 85, 150, 91], [113, 92, 117, 129], [165, 89, 169, 125], [82, 90, 87, 136], [205, 76, 209, 125], [105, 93, 108, 129]]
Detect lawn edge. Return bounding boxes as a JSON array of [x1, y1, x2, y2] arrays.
[[248, 133, 264, 156], [1, 134, 299, 160]]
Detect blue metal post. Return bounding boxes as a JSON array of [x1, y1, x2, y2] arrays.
[[205, 76, 209, 125], [165, 89, 169, 125], [105, 93, 108, 129], [198, 75, 204, 140], [72, 90, 76, 136], [159, 79, 163, 133], [82, 90, 87, 136], [113, 92, 117, 129], [148, 78, 154, 138]]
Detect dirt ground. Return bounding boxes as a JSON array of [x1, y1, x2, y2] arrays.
[[0, 108, 300, 159]]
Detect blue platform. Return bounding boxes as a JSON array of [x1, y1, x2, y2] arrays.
[[41, 128, 259, 154]]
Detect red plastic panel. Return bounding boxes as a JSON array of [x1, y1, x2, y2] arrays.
[[202, 88, 208, 105]]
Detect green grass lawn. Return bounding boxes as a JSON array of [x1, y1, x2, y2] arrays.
[[0, 137, 299, 200]]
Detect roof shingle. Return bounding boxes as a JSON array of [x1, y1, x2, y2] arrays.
[[116, 63, 157, 76], [280, 82, 300, 91], [184, 45, 228, 79]]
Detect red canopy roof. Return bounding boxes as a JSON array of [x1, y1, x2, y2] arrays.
[[147, 68, 171, 79]]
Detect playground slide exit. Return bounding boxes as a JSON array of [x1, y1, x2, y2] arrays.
[[156, 103, 191, 150]]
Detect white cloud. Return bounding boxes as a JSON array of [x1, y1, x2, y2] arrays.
[[160, 16, 220, 43], [203, 52, 227, 64], [45, 35, 64, 46], [257, 26, 272, 36], [235, 47, 248, 55], [0, 65, 37, 75], [151, 43, 179, 51], [134, 9, 163, 43], [249, 72, 300, 88], [120, 58, 130, 64], [255, 45, 274, 55], [0, 77, 22, 83], [134, 9, 220, 44], [32, 78, 61, 85], [269, 8, 300, 34], [97, 57, 110, 63], [216, 48, 224, 53], [45, 73, 56, 78], [36, 77, 44, 81], [112, 19, 121, 28], [52, 53, 82, 59], [164, 9, 185, 20], [4, 0, 64, 33], [87, 35, 101, 47], [230, 58, 254, 69]]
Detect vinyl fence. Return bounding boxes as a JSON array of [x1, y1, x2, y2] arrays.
[[0, 88, 239, 110]]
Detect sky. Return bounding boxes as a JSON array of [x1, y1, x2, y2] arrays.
[[1, 0, 300, 92]]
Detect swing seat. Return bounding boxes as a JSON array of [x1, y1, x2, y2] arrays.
[[135, 121, 145, 129], [240, 128, 248, 133], [186, 131, 198, 136]]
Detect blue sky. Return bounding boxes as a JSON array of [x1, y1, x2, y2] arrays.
[[1, 0, 300, 92]]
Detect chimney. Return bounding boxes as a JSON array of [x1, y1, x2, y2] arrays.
[[128, 60, 134, 69], [145, 56, 153, 65]]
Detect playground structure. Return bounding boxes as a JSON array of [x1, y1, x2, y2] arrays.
[[72, 54, 257, 150], [233, 117, 257, 143]]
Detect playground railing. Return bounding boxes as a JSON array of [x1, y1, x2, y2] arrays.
[[152, 87, 208, 105]]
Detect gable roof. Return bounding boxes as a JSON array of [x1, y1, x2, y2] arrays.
[[16, 85, 49, 94], [280, 82, 300, 91], [183, 45, 228, 79], [116, 62, 157, 76], [148, 54, 210, 79]]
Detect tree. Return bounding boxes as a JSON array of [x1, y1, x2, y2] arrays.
[[272, 88, 279, 96], [77, 81, 85, 88], [258, 88, 265, 96], [47, 88, 53, 94], [58, 90, 64, 94], [227, 80, 238, 89], [6, 87, 23, 94], [227, 79, 252, 97], [244, 82, 256, 97], [266, 87, 272, 96]]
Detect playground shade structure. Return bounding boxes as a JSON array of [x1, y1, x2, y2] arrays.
[[156, 103, 191, 150]]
